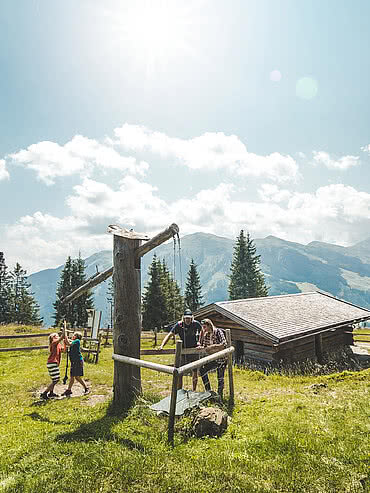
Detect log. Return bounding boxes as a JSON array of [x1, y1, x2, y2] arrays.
[[178, 346, 234, 376], [0, 345, 49, 352], [0, 333, 48, 340], [136, 223, 179, 258], [112, 234, 142, 410], [112, 353, 175, 375], [61, 266, 113, 304]]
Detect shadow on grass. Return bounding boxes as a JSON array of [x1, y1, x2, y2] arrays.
[[55, 401, 145, 452], [26, 412, 73, 426]]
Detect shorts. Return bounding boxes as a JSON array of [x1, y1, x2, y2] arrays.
[[70, 360, 84, 377], [47, 362, 60, 383]]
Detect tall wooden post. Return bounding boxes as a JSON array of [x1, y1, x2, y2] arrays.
[[110, 223, 179, 411], [113, 235, 142, 410]]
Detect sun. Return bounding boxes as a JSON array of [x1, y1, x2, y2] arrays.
[[106, 0, 203, 76]]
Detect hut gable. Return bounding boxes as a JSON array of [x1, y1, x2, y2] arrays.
[[212, 291, 370, 342]]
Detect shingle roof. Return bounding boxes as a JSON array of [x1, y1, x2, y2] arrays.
[[196, 291, 370, 343]]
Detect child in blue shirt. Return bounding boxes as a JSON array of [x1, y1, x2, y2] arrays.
[[62, 332, 89, 396]]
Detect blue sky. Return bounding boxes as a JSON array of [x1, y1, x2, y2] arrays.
[[1, 0, 370, 274]]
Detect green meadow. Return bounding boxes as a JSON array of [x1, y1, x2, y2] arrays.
[[0, 325, 369, 493]]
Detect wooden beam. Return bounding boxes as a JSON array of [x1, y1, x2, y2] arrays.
[[225, 329, 234, 405], [0, 345, 49, 352], [136, 223, 179, 258], [112, 353, 175, 375], [61, 266, 113, 304], [177, 346, 234, 376], [168, 341, 182, 446], [0, 333, 48, 340]]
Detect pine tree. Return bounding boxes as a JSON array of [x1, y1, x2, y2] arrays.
[[0, 252, 11, 323], [71, 254, 94, 327], [228, 230, 268, 300], [9, 262, 42, 325], [184, 259, 203, 312], [160, 259, 183, 322], [53, 255, 94, 328], [53, 256, 74, 326], [142, 255, 167, 330]]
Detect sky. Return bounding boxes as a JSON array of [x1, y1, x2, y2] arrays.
[[1, 0, 370, 274]]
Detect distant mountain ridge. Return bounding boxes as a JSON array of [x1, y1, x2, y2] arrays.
[[28, 232, 370, 327]]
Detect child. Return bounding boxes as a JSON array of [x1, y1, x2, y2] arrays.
[[62, 332, 89, 396], [40, 328, 67, 399]]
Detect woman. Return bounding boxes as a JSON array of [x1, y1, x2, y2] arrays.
[[198, 318, 227, 398]]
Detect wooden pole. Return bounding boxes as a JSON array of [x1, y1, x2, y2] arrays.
[[136, 223, 179, 258], [112, 353, 175, 374], [168, 340, 182, 445], [225, 329, 234, 405], [61, 266, 113, 304], [112, 234, 142, 410]]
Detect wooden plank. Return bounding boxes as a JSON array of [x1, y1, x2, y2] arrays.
[[242, 342, 277, 354], [226, 329, 234, 405], [107, 225, 149, 240], [0, 333, 48, 340], [243, 348, 274, 361], [112, 353, 175, 375], [0, 345, 49, 352]]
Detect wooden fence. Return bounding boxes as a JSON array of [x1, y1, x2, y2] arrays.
[[112, 329, 235, 445]]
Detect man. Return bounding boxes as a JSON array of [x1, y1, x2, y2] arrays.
[[159, 309, 202, 391]]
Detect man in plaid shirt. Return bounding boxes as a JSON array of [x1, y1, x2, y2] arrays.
[[197, 318, 227, 398]]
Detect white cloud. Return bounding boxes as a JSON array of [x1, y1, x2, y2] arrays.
[[7, 135, 148, 185], [312, 151, 360, 170], [114, 124, 299, 183], [0, 159, 9, 180], [361, 144, 370, 154], [3, 179, 370, 274]]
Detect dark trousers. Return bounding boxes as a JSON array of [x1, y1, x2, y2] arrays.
[[199, 360, 226, 396]]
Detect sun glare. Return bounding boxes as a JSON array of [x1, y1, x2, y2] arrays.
[[107, 0, 202, 75]]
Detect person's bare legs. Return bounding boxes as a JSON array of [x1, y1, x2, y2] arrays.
[[75, 376, 88, 391], [192, 370, 198, 392]]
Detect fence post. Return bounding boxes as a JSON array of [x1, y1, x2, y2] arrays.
[[154, 327, 157, 347], [225, 329, 234, 405], [168, 340, 182, 446]]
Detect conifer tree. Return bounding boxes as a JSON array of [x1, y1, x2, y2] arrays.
[[9, 262, 42, 325], [184, 259, 203, 312], [161, 259, 183, 322], [0, 252, 11, 323], [72, 254, 94, 327], [142, 255, 167, 330], [228, 230, 268, 300], [53, 255, 94, 327], [53, 256, 74, 326]]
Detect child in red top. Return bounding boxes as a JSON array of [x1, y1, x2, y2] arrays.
[[40, 328, 67, 399]]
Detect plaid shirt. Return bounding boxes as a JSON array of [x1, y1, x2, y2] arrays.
[[199, 327, 227, 349]]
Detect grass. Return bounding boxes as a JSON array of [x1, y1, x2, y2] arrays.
[[0, 326, 369, 492]]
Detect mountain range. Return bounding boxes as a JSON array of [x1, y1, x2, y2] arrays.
[[28, 232, 370, 327]]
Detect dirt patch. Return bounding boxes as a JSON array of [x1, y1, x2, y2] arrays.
[[34, 381, 113, 407]]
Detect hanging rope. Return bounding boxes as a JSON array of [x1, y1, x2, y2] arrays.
[[177, 232, 183, 294]]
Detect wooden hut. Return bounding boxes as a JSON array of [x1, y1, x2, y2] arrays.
[[194, 291, 370, 364]]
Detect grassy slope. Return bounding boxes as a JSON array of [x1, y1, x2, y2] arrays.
[[0, 327, 369, 493]]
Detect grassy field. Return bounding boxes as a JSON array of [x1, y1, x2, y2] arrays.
[[0, 325, 369, 493]]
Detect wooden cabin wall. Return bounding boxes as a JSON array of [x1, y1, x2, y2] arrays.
[[321, 326, 353, 350], [198, 312, 355, 364], [200, 312, 275, 362]]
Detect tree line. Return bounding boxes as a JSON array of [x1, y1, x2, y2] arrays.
[[1, 229, 268, 329], [0, 252, 42, 325]]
